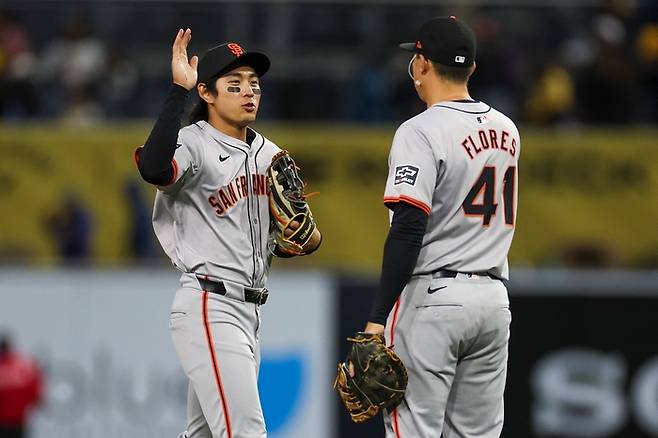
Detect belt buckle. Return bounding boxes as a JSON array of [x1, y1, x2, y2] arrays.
[[256, 289, 268, 305], [249, 288, 268, 305]]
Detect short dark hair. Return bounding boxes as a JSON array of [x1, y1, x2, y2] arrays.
[[187, 78, 219, 125], [431, 61, 473, 84]]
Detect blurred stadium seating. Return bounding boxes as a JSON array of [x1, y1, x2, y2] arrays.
[[0, 1, 656, 124]]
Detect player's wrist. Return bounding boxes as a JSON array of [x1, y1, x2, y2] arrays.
[[363, 322, 385, 335], [172, 81, 193, 92]]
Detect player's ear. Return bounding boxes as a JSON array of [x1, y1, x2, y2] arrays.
[[418, 55, 432, 75], [197, 83, 216, 104]]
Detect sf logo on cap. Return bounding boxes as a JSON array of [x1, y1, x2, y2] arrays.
[[227, 43, 244, 57]]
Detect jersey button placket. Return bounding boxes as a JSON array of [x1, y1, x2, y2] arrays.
[[247, 154, 264, 286]]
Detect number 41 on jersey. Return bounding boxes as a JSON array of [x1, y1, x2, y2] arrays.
[[462, 166, 516, 227]]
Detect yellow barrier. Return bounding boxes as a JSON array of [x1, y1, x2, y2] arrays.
[[0, 123, 656, 270]]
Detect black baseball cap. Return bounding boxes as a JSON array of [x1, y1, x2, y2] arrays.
[[197, 42, 270, 85], [399, 16, 476, 67]]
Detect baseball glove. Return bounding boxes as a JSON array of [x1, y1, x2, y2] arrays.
[[334, 332, 408, 423], [267, 150, 317, 255]]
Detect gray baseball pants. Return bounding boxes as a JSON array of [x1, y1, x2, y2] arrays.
[[383, 273, 511, 438], [169, 277, 266, 438]]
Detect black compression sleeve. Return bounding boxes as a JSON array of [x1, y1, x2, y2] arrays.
[[136, 84, 189, 185], [368, 203, 428, 325]]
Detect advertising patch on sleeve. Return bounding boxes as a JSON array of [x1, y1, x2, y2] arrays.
[[394, 165, 419, 186]]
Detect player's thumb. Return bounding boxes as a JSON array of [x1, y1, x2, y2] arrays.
[[190, 55, 199, 71]]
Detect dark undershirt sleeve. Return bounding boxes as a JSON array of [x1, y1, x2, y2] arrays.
[[136, 84, 189, 185], [368, 202, 428, 325]]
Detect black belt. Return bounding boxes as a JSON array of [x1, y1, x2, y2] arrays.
[[197, 277, 269, 305], [433, 269, 500, 280]]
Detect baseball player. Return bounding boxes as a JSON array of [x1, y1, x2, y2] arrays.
[[362, 17, 520, 437], [135, 29, 321, 438]]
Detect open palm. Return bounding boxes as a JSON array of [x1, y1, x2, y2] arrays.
[[171, 28, 198, 91]]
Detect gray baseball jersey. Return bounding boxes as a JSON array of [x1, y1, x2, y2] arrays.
[[153, 120, 280, 288], [383, 100, 519, 280], [151, 120, 281, 438], [382, 100, 519, 438]]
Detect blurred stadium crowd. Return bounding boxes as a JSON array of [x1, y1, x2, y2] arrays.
[[0, 0, 657, 125]]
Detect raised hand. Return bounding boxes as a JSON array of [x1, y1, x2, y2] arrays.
[[171, 28, 198, 91]]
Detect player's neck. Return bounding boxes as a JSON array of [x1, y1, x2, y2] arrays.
[[424, 82, 472, 108], [208, 113, 248, 143]]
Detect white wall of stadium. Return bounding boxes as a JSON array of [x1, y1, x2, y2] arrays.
[[0, 268, 335, 438]]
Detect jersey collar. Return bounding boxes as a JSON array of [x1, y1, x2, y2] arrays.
[[196, 120, 260, 150], [431, 100, 492, 114]]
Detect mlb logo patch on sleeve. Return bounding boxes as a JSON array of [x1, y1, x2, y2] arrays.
[[394, 165, 419, 186]]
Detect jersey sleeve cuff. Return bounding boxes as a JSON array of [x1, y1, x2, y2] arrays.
[[383, 195, 431, 215], [156, 159, 179, 188], [168, 159, 179, 185], [136, 145, 179, 188]]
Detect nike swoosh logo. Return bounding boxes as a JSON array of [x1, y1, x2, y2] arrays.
[[175, 143, 182, 149], [219, 155, 230, 162], [427, 286, 447, 294]]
